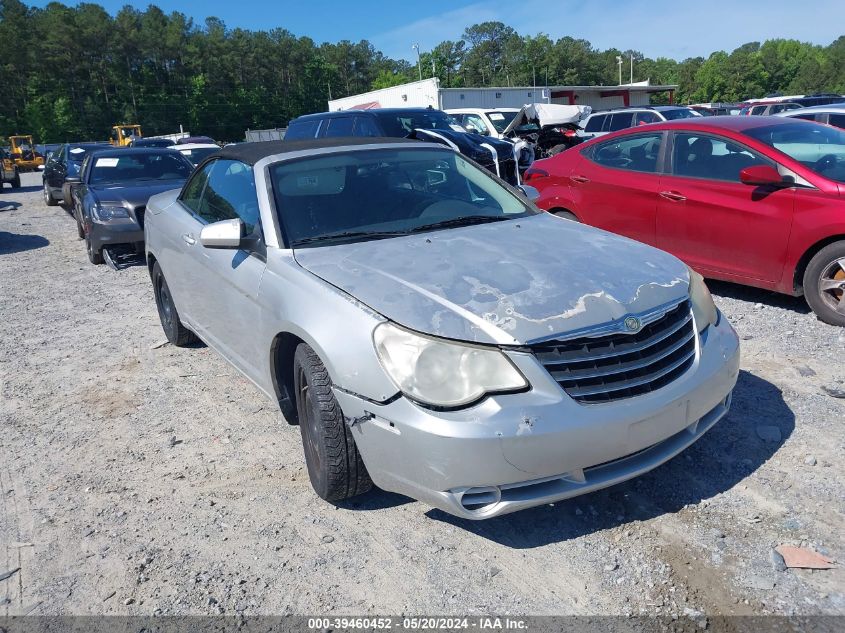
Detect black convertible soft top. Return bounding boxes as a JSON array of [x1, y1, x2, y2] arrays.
[[217, 137, 424, 165]]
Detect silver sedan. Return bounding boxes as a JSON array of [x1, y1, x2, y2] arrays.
[[144, 138, 740, 520]]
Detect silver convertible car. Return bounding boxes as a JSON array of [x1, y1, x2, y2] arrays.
[[144, 137, 740, 520]]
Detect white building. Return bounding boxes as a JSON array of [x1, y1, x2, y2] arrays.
[[327, 78, 679, 113]]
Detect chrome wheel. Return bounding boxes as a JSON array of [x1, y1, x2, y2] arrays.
[[819, 257, 845, 316]]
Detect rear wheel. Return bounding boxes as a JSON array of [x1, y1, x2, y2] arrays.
[[803, 241, 845, 327], [151, 261, 197, 346], [11, 171, 20, 189], [293, 343, 372, 502], [43, 182, 58, 206]]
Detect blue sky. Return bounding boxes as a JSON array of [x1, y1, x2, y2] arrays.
[[30, 0, 845, 61]]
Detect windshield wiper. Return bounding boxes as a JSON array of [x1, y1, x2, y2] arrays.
[[292, 229, 408, 246], [406, 215, 509, 233]]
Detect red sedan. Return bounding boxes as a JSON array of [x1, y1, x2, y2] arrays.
[[525, 116, 845, 326]]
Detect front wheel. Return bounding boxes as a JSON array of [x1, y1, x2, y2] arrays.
[[803, 241, 845, 326], [11, 171, 21, 189], [294, 343, 372, 502], [151, 261, 197, 346], [85, 233, 103, 265], [43, 182, 58, 206]]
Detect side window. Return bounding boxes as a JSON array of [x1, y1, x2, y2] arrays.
[[793, 114, 818, 122], [750, 105, 766, 116], [827, 114, 845, 130], [608, 112, 635, 132], [354, 116, 381, 137], [322, 117, 355, 138], [284, 119, 320, 140], [672, 133, 770, 182], [589, 133, 663, 173], [463, 114, 489, 135], [197, 160, 260, 234], [180, 161, 214, 215], [635, 111, 661, 125], [584, 115, 605, 133]]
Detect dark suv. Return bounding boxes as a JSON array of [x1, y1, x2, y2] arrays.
[[285, 108, 519, 185], [42, 142, 110, 206]]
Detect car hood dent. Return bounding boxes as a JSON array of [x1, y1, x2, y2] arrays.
[[294, 213, 690, 345]]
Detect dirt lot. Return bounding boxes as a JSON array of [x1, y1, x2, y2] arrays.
[[1, 171, 843, 618]]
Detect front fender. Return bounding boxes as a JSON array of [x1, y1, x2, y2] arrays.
[[259, 250, 399, 403]]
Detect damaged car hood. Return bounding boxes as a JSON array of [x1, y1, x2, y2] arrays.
[[293, 213, 690, 346]]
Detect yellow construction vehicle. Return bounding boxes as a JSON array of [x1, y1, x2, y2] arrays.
[[9, 135, 44, 171], [110, 124, 143, 147]]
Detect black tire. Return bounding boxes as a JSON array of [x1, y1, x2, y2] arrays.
[[151, 261, 197, 346], [75, 209, 85, 239], [11, 171, 20, 189], [293, 343, 372, 502], [803, 241, 845, 327], [85, 233, 104, 265], [553, 210, 579, 222], [43, 181, 58, 206]]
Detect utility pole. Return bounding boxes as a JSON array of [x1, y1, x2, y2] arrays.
[[630, 54, 634, 84], [616, 56, 623, 85], [431, 57, 436, 78], [412, 44, 422, 81]]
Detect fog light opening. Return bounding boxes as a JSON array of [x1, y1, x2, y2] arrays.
[[458, 486, 502, 513]]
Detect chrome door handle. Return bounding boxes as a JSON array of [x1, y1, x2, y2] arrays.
[[659, 190, 686, 202], [181, 233, 196, 245], [570, 175, 590, 184]]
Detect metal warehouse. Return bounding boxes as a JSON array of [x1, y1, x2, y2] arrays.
[[327, 78, 679, 112]]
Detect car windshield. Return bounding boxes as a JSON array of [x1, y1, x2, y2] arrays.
[[486, 111, 519, 133], [68, 145, 102, 163], [743, 121, 845, 183], [271, 147, 536, 247], [660, 108, 698, 120], [89, 153, 192, 185], [179, 147, 219, 166], [372, 111, 463, 136]]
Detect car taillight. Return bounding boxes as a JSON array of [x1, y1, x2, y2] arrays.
[[524, 167, 549, 182], [563, 129, 577, 137]]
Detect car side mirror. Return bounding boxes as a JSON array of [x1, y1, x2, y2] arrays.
[[740, 165, 784, 186], [200, 218, 244, 249], [517, 184, 540, 202], [64, 176, 81, 184]]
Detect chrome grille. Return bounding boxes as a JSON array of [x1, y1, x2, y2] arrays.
[[530, 300, 696, 404]]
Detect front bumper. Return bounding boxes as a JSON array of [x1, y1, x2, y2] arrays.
[[334, 313, 740, 520], [87, 219, 144, 251]]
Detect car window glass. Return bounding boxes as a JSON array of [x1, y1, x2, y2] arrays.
[[673, 133, 769, 182], [353, 116, 381, 137], [608, 112, 635, 131], [584, 115, 605, 133], [181, 161, 214, 214], [285, 119, 320, 140], [197, 159, 260, 234], [463, 114, 489, 135], [590, 133, 663, 173], [750, 105, 766, 115], [743, 122, 845, 182], [793, 114, 817, 121], [323, 117, 355, 138], [828, 114, 845, 130], [636, 111, 661, 125]]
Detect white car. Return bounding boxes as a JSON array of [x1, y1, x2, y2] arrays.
[[446, 108, 520, 140], [169, 143, 220, 167], [579, 106, 701, 140], [775, 103, 845, 130]]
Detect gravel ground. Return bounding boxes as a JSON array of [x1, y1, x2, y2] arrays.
[[1, 171, 843, 618]]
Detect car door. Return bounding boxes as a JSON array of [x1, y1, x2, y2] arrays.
[[656, 132, 795, 283], [567, 131, 665, 246], [45, 146, 66, 193], [184, 159, 267, 381]]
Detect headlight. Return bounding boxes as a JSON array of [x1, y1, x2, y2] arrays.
[[688, 267, 718, 333], [92, 205, 130, 221], [373, 322, 528, 408]]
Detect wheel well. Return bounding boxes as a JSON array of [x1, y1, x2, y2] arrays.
[[549, 207, 578, 220], [793, 235, 845, 294], [270, 332, 305, 425]]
